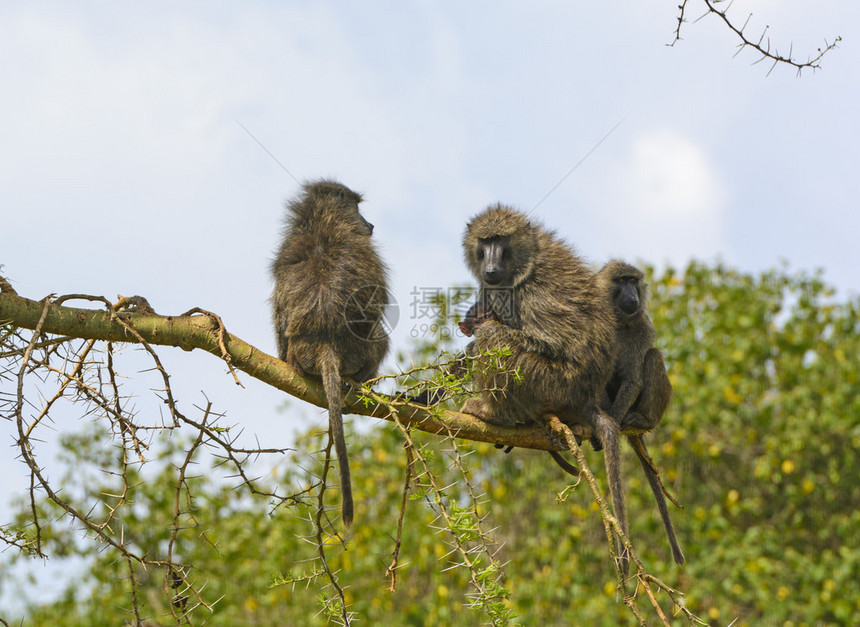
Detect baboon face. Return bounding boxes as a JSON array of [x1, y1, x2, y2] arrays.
[[355, 213, 374, 236], [330, 192, 374, 237], [476, 236, 512, 285], [614, 274, 641, 315], [464, 205, 538, 288], [326, 199, 374, 236], [604, 262, 646, 318]]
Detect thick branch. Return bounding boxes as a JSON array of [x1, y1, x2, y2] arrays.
[[0, 284, 588, 451]]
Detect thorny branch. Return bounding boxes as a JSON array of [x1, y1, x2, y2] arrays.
[[164, 406, 219, 621], [312, 435, 352, 626], [385, 438, 415, 592], [1, 285, 298, 623], [386, 409, 513, 625], [672, 0, 840, 75]]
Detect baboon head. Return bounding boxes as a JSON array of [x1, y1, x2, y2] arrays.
[[463, 205, 539, 287], [290, 179, 373, 236], [602, 260, 647, 318], [458, 300, 497, 337]]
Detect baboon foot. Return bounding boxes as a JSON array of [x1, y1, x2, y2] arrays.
[[620, 411, 658, 433], [460, 398, 516, 427], [460, 398, 490, 421]]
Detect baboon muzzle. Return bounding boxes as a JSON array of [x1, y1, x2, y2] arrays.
[[481, 241, 507, 286], [618, 283, 640, 315]]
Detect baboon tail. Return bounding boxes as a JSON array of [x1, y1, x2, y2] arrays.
[[320, 347, 353, 527], [548, 451, 581, 477], [594, 410, 629, 576], [632, 436, 685, 566]]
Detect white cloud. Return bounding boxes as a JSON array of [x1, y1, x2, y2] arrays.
[[627, 130, 724, 220], [572, 129, 729, 266]]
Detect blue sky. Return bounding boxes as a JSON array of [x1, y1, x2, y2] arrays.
[[1, 1, 858, 605]]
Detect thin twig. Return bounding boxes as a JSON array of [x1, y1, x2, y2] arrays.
[[385, 438, 414, 592], [671, 0, 840, 74], [313, 433, 351, 626]]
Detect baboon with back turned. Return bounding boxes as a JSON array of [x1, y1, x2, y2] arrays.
[[598, 260, 685, 566], [460, 205, 630, 571], [271, 180, 390, 528]]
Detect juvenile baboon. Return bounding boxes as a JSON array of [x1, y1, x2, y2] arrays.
[[271, 180, 390, 527], [598, 260, 684, 566], [460, 205, 629, 571], [458, 300, 497, 337], [401, 301, 496, 408]]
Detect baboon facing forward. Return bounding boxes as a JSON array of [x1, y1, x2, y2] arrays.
[[459, 205, 616, 425], [598, 260, 684, 566], [460, 205, 630, 571], [271, 180, 390, 527]]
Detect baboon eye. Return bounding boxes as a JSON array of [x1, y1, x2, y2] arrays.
[[477, 249, 485, 261], [501, 247, 510, 260]]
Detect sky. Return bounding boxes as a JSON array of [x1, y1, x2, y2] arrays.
[[1, 0, 859, 607]]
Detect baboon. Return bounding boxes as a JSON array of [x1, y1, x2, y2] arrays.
[[460, 204, 630, 571], [458, 300, 497, 337], [598, 260, 685, 566], [271, 179, 390, 527]]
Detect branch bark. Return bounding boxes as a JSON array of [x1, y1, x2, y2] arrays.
[[0, 282, 589, 452]]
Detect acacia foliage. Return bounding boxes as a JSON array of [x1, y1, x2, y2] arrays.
[[1, 261, 858, 625]]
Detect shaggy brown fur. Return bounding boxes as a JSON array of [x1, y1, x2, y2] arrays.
[[271, 180, 390, 527]]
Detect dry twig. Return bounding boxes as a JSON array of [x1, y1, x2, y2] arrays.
[[672, 0, 840, 75]]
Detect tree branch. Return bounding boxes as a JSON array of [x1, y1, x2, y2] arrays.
[[0, 281, 592, 452]]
